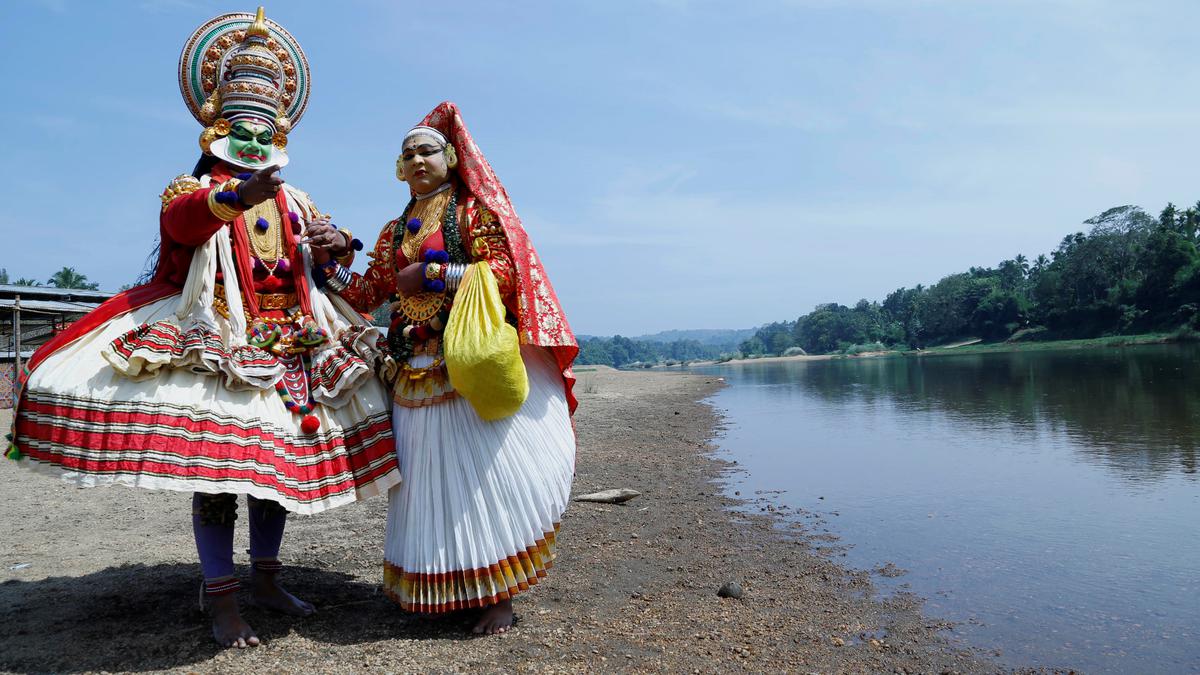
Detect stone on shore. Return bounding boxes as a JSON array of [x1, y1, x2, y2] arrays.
[[573, 488, 641, 504]]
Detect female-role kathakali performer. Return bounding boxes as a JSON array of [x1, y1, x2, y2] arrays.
[[5, 8, 400, 648], [307, 102, 579, 634]]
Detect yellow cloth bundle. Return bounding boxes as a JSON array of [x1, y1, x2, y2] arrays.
[[444, 263, 528, 421]]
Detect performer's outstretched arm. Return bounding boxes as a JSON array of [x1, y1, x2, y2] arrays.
[[326, 220, 398, 312]]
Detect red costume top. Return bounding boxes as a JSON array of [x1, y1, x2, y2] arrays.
[[336, 102, 579, 412]]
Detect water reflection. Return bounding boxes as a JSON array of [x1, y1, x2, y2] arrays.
[[701, 344, 1200, 673], [726, 345, 1200, 482]]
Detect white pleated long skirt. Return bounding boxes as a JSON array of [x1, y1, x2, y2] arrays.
[[383, 344, 576, 612], [12, 294, 400, 514]]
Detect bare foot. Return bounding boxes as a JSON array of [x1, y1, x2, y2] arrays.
[[471, 600, 514, 635], [250, 572, 316, 617], [209, 593, 260, 649]]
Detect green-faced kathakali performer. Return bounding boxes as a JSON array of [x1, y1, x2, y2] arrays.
[[7, 8, 400, 648]]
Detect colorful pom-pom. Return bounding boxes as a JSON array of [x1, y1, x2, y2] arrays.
[[252, 257, 266, 271], [237, 172, 252, 180], [276, 257, 291, 272], [300, 415, 321, 434], [423, 279, 446, 293], [291, 220, 302, 235], [407, 218, 422, 233], [256, 217, 269, 231], [352, 238, 364, 251], [215, 190, 239, 204], [424, 249, 449, 263], [288, 211, 300, 223]]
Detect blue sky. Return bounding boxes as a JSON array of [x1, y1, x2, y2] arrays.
[[2, 1, 1200, 336]]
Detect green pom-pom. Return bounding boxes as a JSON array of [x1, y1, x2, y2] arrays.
[[5, 443, 22, 461]]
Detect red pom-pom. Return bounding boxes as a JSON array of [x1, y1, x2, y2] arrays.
[[300, 415, 320, 434]]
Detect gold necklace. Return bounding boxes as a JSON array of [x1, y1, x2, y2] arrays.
[[401, 189, 452, 262], [243, 201, 283, 271]]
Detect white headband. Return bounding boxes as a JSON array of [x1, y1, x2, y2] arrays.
[[404, 126, 447, 145]]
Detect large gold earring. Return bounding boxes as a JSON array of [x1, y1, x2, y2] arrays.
[[395, 157, 406, 182], [444, 143, 458, 169]]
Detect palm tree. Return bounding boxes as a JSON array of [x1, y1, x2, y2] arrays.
[[1032, 254, 1049, 274], [13, 278, 40, 286], [47, 267, 100, 290], [1014, 253, 1029, 276]]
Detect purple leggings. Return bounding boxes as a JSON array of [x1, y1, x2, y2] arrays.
[[192, 493, 287, 580]]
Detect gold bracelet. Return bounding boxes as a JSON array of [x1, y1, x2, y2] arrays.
[[335, 227, 355, 265], [207, 188, 240, 222]]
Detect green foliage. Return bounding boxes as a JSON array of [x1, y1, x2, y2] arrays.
[[746, 201, 1200, 354], [576, 335, 729, 368]]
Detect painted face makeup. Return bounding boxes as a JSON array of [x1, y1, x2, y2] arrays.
[[399, 135, 451, 194], [228, 121, 274, 165]]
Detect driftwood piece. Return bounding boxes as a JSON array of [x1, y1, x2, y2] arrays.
[[573, 488, 641, 504]]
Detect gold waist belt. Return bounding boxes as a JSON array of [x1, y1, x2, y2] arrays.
[[214, 283, 298, 311]]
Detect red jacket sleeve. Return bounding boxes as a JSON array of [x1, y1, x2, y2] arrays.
[[465, 203, 517, 303], [338, 220, 398, 312], [162, 188, 228, 247]]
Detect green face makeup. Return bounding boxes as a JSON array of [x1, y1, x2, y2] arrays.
[[228, 121, 273, 165]]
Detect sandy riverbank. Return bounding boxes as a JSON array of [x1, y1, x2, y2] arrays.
[[0, 371, 1001, 673]]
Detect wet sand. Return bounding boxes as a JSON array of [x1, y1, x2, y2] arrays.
[[0, 371, 1004, 673]]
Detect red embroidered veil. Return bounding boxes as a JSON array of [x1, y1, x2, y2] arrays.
[[418, 102, 579, 413]]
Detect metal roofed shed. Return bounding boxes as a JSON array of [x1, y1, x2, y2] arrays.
[[2, 284, 114, 408]]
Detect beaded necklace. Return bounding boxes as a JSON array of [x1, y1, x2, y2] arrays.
[[243, 201, 283, 272], [386, 187, 468, 363]]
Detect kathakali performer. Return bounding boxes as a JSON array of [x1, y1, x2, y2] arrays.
[[308, 102, 579, 634], [5, 8, 399, 647]]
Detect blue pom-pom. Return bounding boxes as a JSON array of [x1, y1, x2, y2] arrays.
[[351, 238, 364, 251], [407, 218, 422, 233], [434, 250, 449, 264], [423, 279, 446, 292], [288, 211, 299, 224], [236, 172, 252, 180], [215, 190, 239, 204], [255, 217, 269, 231]]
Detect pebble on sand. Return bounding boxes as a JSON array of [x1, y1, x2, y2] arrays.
[[717, 581, 744, 599]]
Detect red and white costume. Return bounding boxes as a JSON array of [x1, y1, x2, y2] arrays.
[[10, 161, 401, 514]]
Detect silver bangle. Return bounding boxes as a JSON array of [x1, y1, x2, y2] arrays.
[[325, 263, 351, 293], [445, 263, 468, 292]]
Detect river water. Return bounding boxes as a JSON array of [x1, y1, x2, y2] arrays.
[[697, 345, 1199, 673]]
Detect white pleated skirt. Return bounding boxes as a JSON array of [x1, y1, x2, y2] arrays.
[[383, 344, 576, 612], [12, 294, 400, 515]]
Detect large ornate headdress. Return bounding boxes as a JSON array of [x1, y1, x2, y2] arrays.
[[178, 7, 310, 169]]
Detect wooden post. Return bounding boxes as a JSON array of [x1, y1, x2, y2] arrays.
[[13, 294, 20, 376]]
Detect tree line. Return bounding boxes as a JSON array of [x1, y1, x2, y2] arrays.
[[577, 335, 727, 368], [0, 267, 101, 290], [741, 202, 1200, 356]]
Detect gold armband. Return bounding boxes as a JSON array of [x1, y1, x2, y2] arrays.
[[205, 178, 244, 222]]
